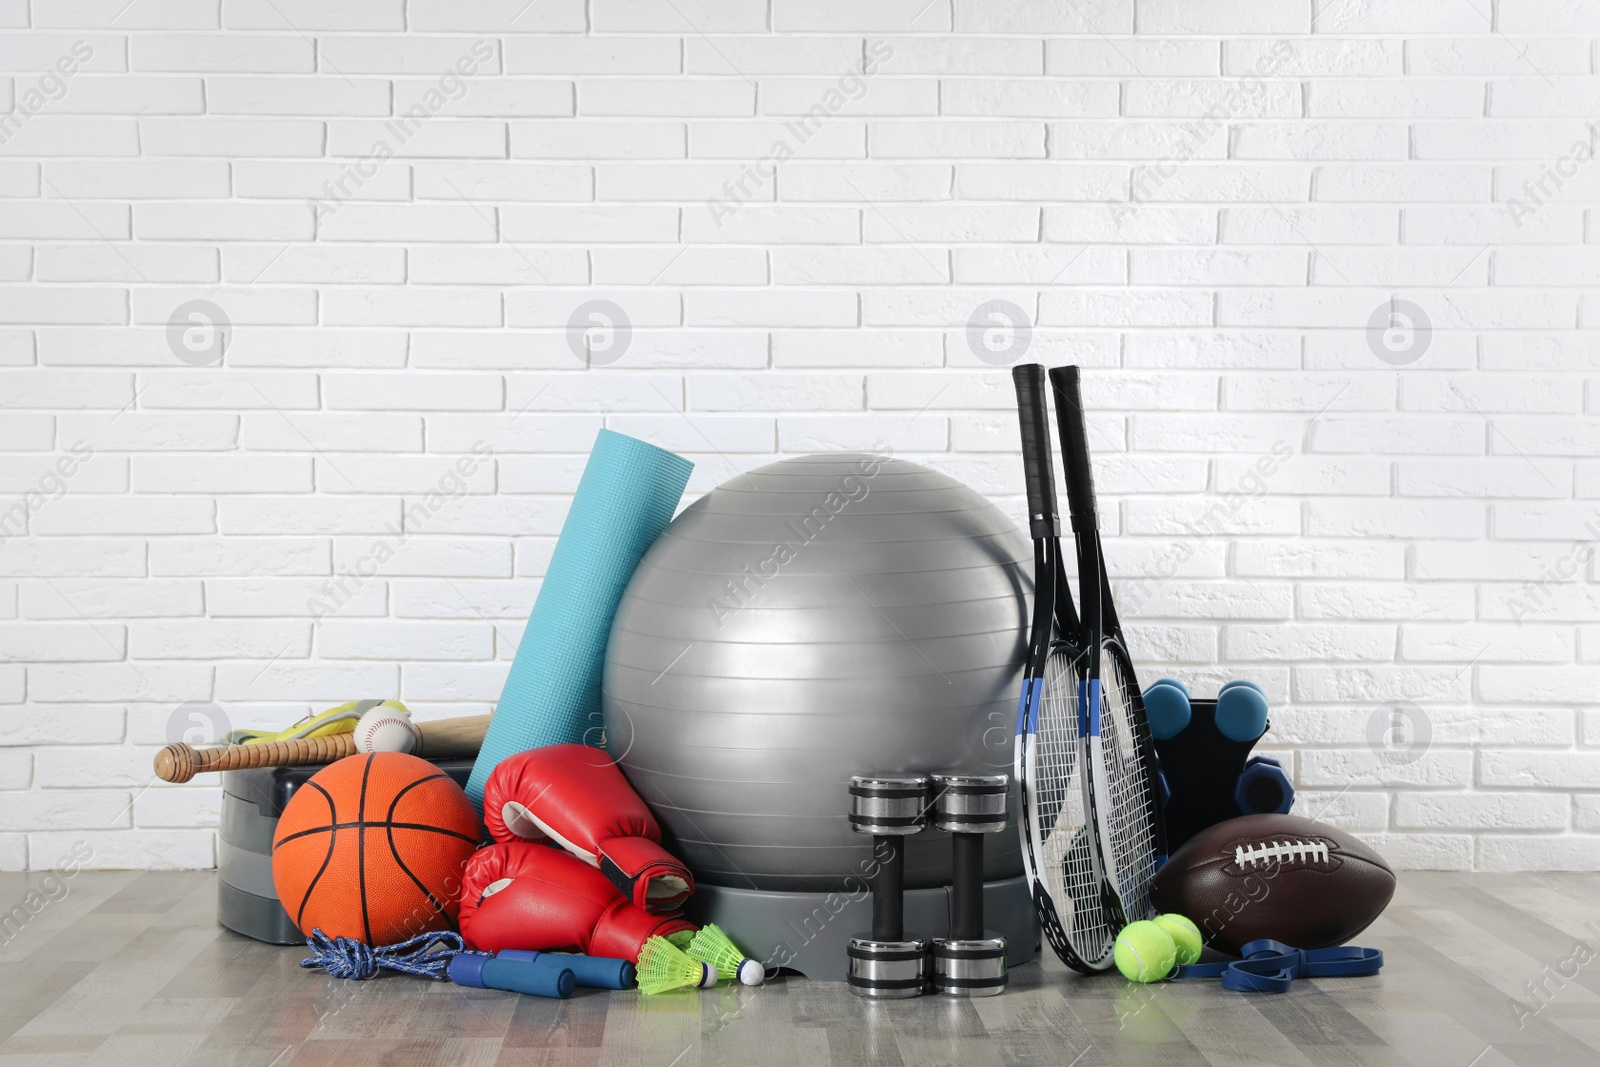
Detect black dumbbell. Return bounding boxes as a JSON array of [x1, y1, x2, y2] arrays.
[[930, 773, 1008, 997], [847, 774, 930, 999]]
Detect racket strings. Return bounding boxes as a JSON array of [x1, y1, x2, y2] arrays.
[[1095, 647, 1162, 923], [1033, 646, 1114, 965], [1033, 651, 1077, 830]]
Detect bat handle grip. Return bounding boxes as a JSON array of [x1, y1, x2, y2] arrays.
[[152, 733, 357, 783]]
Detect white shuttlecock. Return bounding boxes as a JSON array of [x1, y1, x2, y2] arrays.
[[687, 923, 765, 987]]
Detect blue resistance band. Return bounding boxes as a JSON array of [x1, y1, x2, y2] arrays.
[[1172, 939, 1383, 994]]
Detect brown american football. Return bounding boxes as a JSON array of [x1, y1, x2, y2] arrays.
[[1149, 813, 1395, 956]]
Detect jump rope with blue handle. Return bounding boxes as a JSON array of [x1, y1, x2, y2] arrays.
[[299, 929, 635, 999]]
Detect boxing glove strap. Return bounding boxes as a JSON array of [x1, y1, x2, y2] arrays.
[[598, 836, 695, 913]]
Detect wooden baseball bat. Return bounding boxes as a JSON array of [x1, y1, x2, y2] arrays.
[[152, 714, 491, 784]]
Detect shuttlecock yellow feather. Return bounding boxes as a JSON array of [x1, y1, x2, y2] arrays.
[[636, 935, 717, 995], [687, 923, 764, 987]]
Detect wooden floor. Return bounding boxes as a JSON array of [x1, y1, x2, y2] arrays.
[[0, 871, 1596, 1066]]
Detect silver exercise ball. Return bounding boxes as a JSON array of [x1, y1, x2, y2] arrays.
[[603, 453, 1031, 892]]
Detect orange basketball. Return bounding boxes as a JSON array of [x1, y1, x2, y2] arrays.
[[272, 752, 482, 946]]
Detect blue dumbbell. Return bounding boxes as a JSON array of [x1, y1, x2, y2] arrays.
[[1152, 677, 1190, 698], [1215, 682, 1269, 743], [1234, 755, 1294, 816], [1144, 680, 1192, 740]]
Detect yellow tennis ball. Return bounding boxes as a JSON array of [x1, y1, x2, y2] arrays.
[[1153, 914, 1203, 967], [1114, 920, 1176, 983]]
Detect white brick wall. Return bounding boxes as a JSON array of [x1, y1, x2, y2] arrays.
[[0, 1, 1595, 873]]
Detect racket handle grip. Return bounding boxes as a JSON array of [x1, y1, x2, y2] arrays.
[[870, 836, 904, 942], [1049, 365, 1098, 534], [1011, 363, 1058, 539]]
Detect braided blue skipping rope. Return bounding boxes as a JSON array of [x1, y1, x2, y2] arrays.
[[300, 929, 473, 981]]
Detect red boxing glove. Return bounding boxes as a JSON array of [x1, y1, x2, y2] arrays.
[[458, 842, 694, 963], [482, 744, 694, 913]]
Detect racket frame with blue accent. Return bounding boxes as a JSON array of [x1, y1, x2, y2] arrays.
[[1011, 364, 1114, 974], [1051, 365, 1170, 954]]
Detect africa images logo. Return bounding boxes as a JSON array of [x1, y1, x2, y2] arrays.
[[1366, 296, 1431, 367]]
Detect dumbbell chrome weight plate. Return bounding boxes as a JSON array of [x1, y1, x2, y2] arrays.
[[846, 936, 933, 999], [931, 773, 1008, 997], [848, 775, 931, 836], [930, 938, 1007, 998], [847, 775, 931, 999], [930, 773, 1008, 836]]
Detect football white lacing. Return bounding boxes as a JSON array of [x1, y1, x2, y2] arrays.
[[1233, 839, 1330, 869]]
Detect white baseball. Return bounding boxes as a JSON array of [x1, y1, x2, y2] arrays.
[[354, 708, 419, 754]]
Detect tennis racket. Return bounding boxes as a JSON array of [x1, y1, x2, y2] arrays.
[[1011, 362, 1058, 751], [1050, 365, 1168, 941], [1010, 364, 1110, 974]]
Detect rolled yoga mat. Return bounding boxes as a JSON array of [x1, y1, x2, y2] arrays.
[[466, 429, 693, 809]]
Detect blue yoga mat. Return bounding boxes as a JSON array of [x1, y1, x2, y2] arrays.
[[466, 429, 693, 809]]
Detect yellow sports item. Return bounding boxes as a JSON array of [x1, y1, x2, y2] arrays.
[[237, 700, 409, 745], [1153, 913, 1203, 966], [687, 923, 764, 986], [1114, 920, 1176, 983], [636, 936, 717, 995]]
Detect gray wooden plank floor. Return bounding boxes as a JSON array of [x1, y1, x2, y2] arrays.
[[0, 871, 1596, 1066]]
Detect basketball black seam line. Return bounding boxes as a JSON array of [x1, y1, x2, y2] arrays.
[[359, 754, 373, 945], [282, 768, 469, 937], [386, 772, 457, 810], [291, 779, 338, 932], [272, 772, 466, 846], [387, 831, 450, 923], [384, 775, 471, 923], [275, 822, 481, 847]]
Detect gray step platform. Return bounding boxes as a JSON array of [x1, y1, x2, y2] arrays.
[[682, 876, 1040, 982]]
